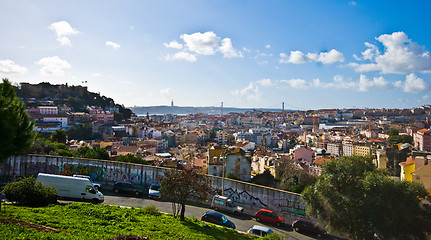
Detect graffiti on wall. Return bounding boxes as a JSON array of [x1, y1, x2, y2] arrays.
[[60, 163, 104, 180], [223, 187, 306, 217], [25, 162, 59, 176], [271, 198, 306, 217], [224, 187, 268, 208]]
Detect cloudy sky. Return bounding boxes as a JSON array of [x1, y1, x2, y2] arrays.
[[1, 0, 431, 110]]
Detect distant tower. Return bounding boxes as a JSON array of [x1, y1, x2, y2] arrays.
[[221, 102, 223, 115], [171, 100, 174, 107], [282, 102, 285, 112]]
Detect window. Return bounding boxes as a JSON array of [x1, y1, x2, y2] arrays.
[[86, 186, 96, 194]]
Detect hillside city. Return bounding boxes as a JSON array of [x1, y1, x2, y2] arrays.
[[17, 82, 431, 193]]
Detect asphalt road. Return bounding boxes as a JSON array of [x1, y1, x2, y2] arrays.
[[97, 189, 339, 240]]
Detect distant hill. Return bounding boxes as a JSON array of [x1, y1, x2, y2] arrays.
[[130, 105, 289, 115]]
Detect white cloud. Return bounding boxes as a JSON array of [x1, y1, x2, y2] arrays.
[[49, 21, 79, 46], [232, 82, 261, 102], [0, 60, 27, 74], [287, 51, 309, 64], [348, 1, 357, 6], [257, 78, 274, 86], [243, 47, 251, 53], [265, 44, 271, 49], [164, 52, 197, 62], [394, 73, 428, 93], [181, 31, 220, 55], [423, 95, 429, 100], [280, 49, 344, 64], [357, 75, 390, 92], [351, 32, 431, 74], [36, 56, 71, 76], [160, 88, 172, 98], [281, 78, 312, 89], [164, 40, 183, 49], [219, 38, 243, 58], [92, 73, 102, 77], [106, 41, 120, 49]]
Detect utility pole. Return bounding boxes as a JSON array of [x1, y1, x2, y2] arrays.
[[221, 102, 223, 115], [282, 102, 284, 112]]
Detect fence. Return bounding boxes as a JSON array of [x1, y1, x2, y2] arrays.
[[0, 155, 307, 220]]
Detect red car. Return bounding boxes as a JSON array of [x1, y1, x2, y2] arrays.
[[292, 218, 326, 237], [254, 209, 285, 226]]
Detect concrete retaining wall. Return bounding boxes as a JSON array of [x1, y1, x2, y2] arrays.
[[0, 155, 306, 220]]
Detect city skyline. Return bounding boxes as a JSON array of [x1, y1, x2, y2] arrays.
[[1, 0, 431, 110]]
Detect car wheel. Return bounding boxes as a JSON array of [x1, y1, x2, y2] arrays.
[[256, 217, 261, 222], [317, 233, 322, 238], [294, 227, 299, 232], [214, 207, 218, 211], [114, 189, 119, 193], [135, 191, 140, 196], [276, 222, 281, 227], [91, 199, 99, 204]]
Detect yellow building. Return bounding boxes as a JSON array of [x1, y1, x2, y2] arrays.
[[354, 145, 371, 156], [399, 156, 415, 182]]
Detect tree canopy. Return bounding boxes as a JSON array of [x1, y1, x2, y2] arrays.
[[160, 168, 210, 221], [302, 155, 431, 239], [0, 79, 35, 163]]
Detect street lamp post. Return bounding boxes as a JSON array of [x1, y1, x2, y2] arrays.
[[221, 155, 225, 196]]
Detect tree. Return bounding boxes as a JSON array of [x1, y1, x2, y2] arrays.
[[116, 154, 149, 165], [67, 123, 93, 140], [0, 79, 35, 163], [50, 129, 67, 144], [302, 155, 431, 239], [160, 168, 211, 221], [75, 146, 110, 160]]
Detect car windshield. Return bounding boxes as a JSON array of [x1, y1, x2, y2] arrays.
[[220, 215, 228, 224], [150, 185, 160, 190]]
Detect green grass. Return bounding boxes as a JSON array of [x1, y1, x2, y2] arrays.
[[0, 203, 258, 240]]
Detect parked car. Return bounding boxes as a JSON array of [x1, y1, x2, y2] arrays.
[[113, 182, 143, 196], [148, 183, 161, 199], [292, 218, 326, 237], [211, 195, 243, 214], [247, 225, 274, 237], [254, 209, 284, 226], [200, 211, 236, 229], [73, 175, 102, 190]]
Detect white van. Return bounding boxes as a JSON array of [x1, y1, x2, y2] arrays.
[[211, 195, 244, 214], [36, 173, 104, 203]]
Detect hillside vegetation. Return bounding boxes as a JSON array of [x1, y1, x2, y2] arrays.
[[0, 203, 260, 240]]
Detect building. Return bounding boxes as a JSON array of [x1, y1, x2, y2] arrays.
[[38, 106, 58, 115], [207, 146, 251, 181], [326, 143, 342, 157], [413, 129, 431, 152], [354, 145, 371, 156], [342, 142, 354, 156]]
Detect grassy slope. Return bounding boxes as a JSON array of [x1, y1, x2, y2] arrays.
[[0, 203, 257, 240]]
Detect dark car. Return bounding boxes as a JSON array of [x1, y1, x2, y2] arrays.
[[201, 211, 236, 229], [113, 182, 143, 196], [254, 209, 284, 226], [292, 218, 326, 237]]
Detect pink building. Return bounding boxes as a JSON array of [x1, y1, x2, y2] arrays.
[[413, 129, 431, 152], [292, 146, 313, 164]]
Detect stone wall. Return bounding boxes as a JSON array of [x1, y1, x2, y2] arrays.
[[0, 155, 306, 220]]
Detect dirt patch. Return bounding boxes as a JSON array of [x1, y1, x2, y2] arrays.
[[0, 218, 60, 233], [107, 235, 148, 240]]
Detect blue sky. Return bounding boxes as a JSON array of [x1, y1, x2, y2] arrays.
[[1, 0, 431, 110]]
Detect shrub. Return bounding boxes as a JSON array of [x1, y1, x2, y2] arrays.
[[3, 176, 57, 206], [141, 205, 161, 216]]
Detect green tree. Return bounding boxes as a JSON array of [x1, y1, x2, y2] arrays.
[[302, 156, 431, 239], [0, 79, 35, 163], [50, 129, 67, 144], [75, 146, 110, 160], [67, 123, 93, 140], [116, 154, 149, 165], [160, 168, 210, 221]]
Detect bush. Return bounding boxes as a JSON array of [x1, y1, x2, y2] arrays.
[[141, 205, 161, 216], [3, 176, 57, 207]]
